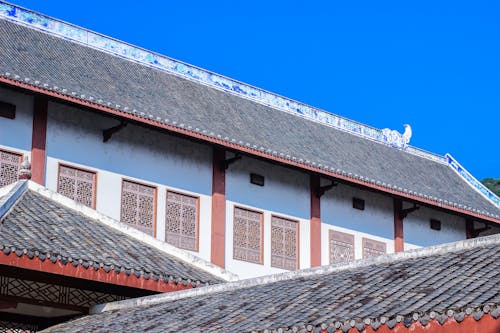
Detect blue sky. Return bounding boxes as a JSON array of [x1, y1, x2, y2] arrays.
[[9, 0, 500, 180]]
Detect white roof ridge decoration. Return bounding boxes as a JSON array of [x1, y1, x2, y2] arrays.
[[90, 233, 500, 315], [446, 153, 500, 208], [0, 1, 446, 164], [1, 180, 239, 282]]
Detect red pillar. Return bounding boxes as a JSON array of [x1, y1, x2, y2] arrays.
[[211, 148, 226, 268], [394, 198, 404, 252], [310, 175, 322, 267], [466, 219, 474, 239], [31, 96, 48, 185]]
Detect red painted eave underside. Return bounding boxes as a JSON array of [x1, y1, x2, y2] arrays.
[[0, 251, 193, 293], [1, 77, 498, 225]]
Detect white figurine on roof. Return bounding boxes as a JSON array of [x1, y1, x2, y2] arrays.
[[382, 124, 412, 150]]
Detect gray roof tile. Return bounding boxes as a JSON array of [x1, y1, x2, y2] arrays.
[[42, 235, 500, 332], [0, 189, 222, 286]]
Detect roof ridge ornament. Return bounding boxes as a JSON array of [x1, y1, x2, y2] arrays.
[[382, 124, 412, 150], [17, 155, 31, 180]]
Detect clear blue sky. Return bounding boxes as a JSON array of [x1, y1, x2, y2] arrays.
[[10, 0, 500, 180]]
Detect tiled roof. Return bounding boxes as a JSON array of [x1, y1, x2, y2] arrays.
[[42, 235, 500, 332], [0, 181, 237, 287], [0, 13, 499, 221]]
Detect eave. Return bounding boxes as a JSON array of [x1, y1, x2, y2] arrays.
[[1, 76, 499, 225]]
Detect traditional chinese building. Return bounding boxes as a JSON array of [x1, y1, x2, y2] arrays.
[[43, 234, 500, 333], [0, 0, 499, 278], [0, 3, 499, 330]]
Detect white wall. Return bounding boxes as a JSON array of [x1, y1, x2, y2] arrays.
[[0, 86, 33, 159], [224, 155, 311, 278], [404, 206, 466, 248], [321, 183, 394, 238], [225, 200, 310, 279], [44, 101, 213, 261], [321, 223, 395, 265], [45, 102, 212, 195], [226, 155, 310, 219]]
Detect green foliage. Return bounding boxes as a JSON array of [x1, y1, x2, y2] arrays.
[[481, 178, 500, 196]]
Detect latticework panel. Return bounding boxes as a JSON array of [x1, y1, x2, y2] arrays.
[[165, 191, 199, 251], [0, 276, 127, 309], [121, 180, 156, 236], [233, 207, 263, 264], [271, 216, 298, 270], [0, 320, 37, 333], [0, 149, 21, 187], [329, 230, 355, 264], [362, 237, 387, 258], [57, 165, 96, 208]]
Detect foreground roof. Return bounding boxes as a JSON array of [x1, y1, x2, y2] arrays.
[[0, 181, 237, 289], [43, 235, 500, 332], [0, 2, 499, 222]]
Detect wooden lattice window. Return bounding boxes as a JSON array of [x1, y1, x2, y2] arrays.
[[165, 191, 199, 251], [329, 230, 355, 264], [362, 237, 386, 259], [57, 164, 96, 208], [233, 207, 263, 264], [271, 216, 298, 270], [0, 149, 22, 187], [121, 180, 156, 236]]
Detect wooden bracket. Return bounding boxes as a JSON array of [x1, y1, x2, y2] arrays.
[[399, 203, 419, 219], [470, 222, 491, 238], [224, 154, 242, 170], [316, 181, 338, 198], [103, 121, 127, 143]]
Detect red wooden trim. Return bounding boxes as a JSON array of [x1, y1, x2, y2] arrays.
[[165, 189, 201, 252], [121, 178, 158, 238], [329, 314, 500, 333], [232, 205, 265, 265], [394, 198, 404, 252], [2, 78, 498, 225], [310, 175, 321, 267], [0, 251, 192, 294], [270, 214, 300, 270], [57, 162, 98, 209], [211, 148, 226, 267], [31, 96, 48, 185]]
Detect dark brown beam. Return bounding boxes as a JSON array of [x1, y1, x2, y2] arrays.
[[211, 148, 226, 268]]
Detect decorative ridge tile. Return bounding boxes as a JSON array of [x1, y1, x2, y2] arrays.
[[0, 0, 447, 164], [446, 153, 500, 208]]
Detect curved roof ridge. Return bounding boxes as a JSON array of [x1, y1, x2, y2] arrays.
[[91, 234, 500, 314]]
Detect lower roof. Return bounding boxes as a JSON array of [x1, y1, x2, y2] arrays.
[[0, 16, 498, 223], [42, 235, 500, 332], [0, 181, 236, 289]]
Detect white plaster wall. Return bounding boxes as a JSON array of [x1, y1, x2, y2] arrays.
[[404, 206, 466, 248], [225, 200, 310, 279], [0, 87, 33, 159], [45, 102, 212, 195], [44, 102, 213, 262], [321, 223, 395, 265], [226, 155, 310, 220], [321, 183, 394, 240]]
